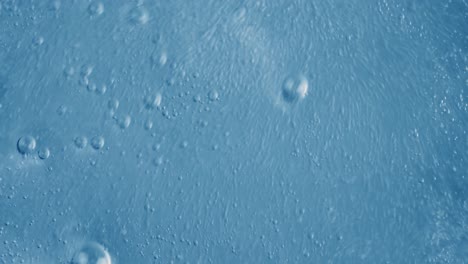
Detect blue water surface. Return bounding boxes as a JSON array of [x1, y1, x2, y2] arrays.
[[0, 0, 467, 263]]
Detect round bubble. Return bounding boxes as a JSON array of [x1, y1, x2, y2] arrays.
[[118, 115, 131, 129], [71, 242, 111, 264], [108, 99, 119, 111], [17, 136, 37, 155], [144, 93, 162, 109], [91, 136, 105, 150], [88, 2, 104, 16], [281, 75, 308, 103], [144, 119, 153, 130], [38, 147, 50, 160], [74, 136, 88, 149], [208, 90, 219, 101], [96, 84, 107, 95], [128, 6, 149, 25]]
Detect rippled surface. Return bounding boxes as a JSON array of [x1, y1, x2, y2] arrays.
[[0, 0, 467, 263]]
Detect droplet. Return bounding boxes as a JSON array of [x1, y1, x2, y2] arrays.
[[128, 6, 149, 25], [71, 242, 111, 264], [281, 74, 308, 103], [144, 93, 162, 109], [91, 136, 105, 150], [74, 136, 88, 149], [17, 136, 37, 155], [88, 2, 104, 16], [117, 115, 131, 129], [38, 147, 50, 160]]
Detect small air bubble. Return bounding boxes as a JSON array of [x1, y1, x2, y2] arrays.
[[153, 157, 163, 166], [74, 136, 88, 149], [96, 84, 107, 95], [50, 0, 60, 11], [108, 99, 119, 111], [144, 93, 162, 109], [88, 2, 104, 16], [38, 147, 50, 160], [33, 36, 44, 46], [87, 83, 97, 92], [17, 136, 36, 155], [79, 76, 90, 87], [64, 66, 75, 77], [144, 119, 153, 130], [208, 90, 219, 101], [281, 74, 308, 103], [80, 64, 94, 77], [91, 136, 105, 150], [159, 52, 167, 66], [56, 105, 67, 116], [71, 242, 111, 264], [117, 115, 131, 129], [128, 6, 149, 25], [193, 95, 201, 103]]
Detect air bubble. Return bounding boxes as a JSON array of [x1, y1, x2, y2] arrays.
[[107, 99, 119, 111], [88, 2, 104, 16], [208, 90, 219, 101], [159, 52, 167, 66], [74, 136, 88, 149], [91, 136, 105, 150], [71, 242, 111, 264], [80, 64, 94, 77], [151, 52, 167, 67], [79, 76, 90, 87], [281, 74, 308, 103], [153, 157, 163, 166], [38, 147, 50, 160], [64, 66, 75, 77], [87, 83, 97, 92], [57, 105, 67, 116], [144, 93, 162, 109], [33, 36, 44, 46], [50, 0, 61, 11], [128, 6, 149, 25], [118, 115, 131, 129], [17, 136, 36, 155], [96, 84, 107, 95], [144, 119, 153, 130]]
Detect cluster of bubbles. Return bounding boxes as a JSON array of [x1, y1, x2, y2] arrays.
[[74, 64, 107, 95], [17, 136, 50, 160], [74, 136, 105, 150]]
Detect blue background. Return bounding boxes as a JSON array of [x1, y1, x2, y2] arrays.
[[0, 0, 467, 263]]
